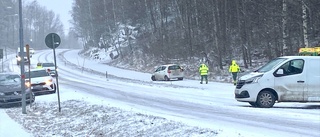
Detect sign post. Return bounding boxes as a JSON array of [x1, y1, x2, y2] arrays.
[[0, 49, 3, 59], [0, 49, 3, 72], [45, 33, 61, 112], [25, 44, 32, 107], [18, 0, 27, 114]]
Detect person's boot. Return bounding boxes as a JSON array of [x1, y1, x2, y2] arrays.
[[206, 81, 208, 84], [200, 82, 203, 84]]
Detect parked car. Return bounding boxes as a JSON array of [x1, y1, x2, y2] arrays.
[[25, 69, 56, 95], [151, 64, 184, 81], [40, 62, 57, 77], [0, 73, 35, 107]]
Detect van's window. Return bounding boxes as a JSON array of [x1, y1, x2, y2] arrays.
[[255, 58, 287, 72], [279, 59, 304, 75]]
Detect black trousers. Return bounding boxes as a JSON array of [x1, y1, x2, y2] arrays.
[[200, 75, 208, 83], [231, 72, 238, 83]]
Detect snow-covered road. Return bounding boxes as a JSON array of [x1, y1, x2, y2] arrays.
[[1, 49, 320, 137]]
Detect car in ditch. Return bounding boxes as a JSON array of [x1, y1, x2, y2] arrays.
[[25, 69, 56, 95], [151, 64, 184, 81], [0, 73, 35, 107]]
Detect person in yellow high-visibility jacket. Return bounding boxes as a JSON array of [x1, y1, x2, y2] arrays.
[[229, 60, 240, 85], [36, 63, 43, 69], [199, 63, 209, 84]]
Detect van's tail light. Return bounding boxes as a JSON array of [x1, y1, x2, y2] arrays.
[[167, 70, 171, 73]]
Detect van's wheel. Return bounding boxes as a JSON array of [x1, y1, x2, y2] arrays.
[[151, 76, 156, 81], [256, 90, 275, 108], [178, 77, 183, 80], [164, 75, 170, 81], [249, 102, 258, 107]]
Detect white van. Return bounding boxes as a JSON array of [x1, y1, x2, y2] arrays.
[[235, 56, 320, 108]]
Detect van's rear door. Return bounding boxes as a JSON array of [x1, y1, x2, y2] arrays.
[[306, 58, 320, 101]]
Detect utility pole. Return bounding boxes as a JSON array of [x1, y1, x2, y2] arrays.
[[18, 0, 27, 114]]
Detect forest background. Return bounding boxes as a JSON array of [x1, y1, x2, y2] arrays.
[[1, 0, 320, 81]]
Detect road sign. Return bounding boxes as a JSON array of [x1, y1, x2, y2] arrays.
[[45, 33, 61, 49], [0, 49, 3, 59], [45, 33, 61, 112]]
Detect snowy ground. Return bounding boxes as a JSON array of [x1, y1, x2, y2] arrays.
[[1, 49, 319, 137], [0, 50, 240, 137], [5, 97, 218, 137]]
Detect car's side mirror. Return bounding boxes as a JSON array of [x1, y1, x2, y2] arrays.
[[276, 69, 284, 75]]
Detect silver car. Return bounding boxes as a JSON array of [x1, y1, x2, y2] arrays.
[[151, 64, 184, 81], [0, 73, 35, 107]]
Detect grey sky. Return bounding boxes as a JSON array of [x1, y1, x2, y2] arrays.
[[28, 0, 73, 34]]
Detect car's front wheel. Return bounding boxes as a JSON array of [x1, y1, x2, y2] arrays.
[[151, 76, 156, 81], [256, 90, 276, 108], [178, 77, 183, 80], [51, 84, 57, 93]]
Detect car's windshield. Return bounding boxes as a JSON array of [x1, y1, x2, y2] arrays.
[[0, 74, 21, 86], [255, 58, 287, 73], [42, 63, 55, 67], [25, 70, 49, 78]]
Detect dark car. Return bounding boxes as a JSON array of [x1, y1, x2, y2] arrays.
[[0, 73, 35, 107], [40, 62, 57, 77]]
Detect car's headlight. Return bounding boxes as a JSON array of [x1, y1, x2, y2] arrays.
[[25, 81, 31, 88], [45, 79, 53, 85], [245, 75, 263, 84], [0, 92, 5, 96]]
